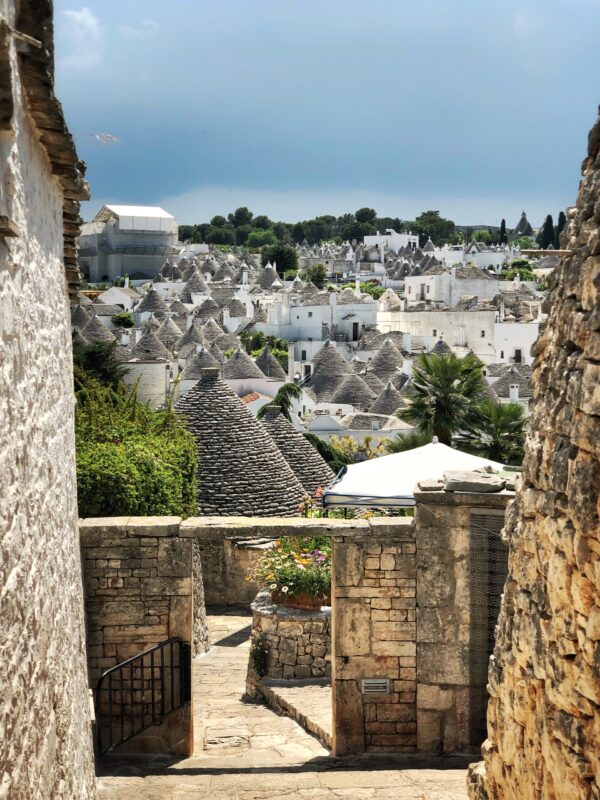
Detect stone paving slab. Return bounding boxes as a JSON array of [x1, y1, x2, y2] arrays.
[[97, 610, 470, 800], [260, 679, 332, 749]]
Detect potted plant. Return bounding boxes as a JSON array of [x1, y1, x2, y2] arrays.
[[248, 536, 331, 610]]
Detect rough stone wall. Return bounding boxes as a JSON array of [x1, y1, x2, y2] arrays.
[[192, 534, 267, 606], [0, 2, 95, 795], [248, 591, 331, 688], [469, 114, 600, 800], [332, 519, 417, 756], [414, 489, 511, 755]]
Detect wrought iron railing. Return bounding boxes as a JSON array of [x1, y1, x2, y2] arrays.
[[94, 637, 191, 756]]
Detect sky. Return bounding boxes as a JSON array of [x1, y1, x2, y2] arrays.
[[53, 0, 600, 227]]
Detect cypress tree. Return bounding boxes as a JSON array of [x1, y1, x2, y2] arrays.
[[554, 210, 566, 248], [499, 219, 507, 244], [541, 214, 554, 249]]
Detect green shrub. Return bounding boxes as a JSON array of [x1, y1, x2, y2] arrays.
[[111, 311, 134, 328]]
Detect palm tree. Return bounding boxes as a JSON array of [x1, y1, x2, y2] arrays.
[[384, 430, 431, 454], [399, 352, 485, 445], [457, 400, 526, 464], [257, 381, 302, 421]]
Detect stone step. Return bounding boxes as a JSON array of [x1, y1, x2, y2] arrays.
[[259, 678, 332, 750]]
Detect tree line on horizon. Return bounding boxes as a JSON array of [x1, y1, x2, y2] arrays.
[[178, 207, 566, 250]]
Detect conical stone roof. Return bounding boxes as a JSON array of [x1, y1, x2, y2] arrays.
[[227, 298, 247, 317], [181, 346, 220, 380], [359, 370, 385, 395], [170, 299, 189, 316], [369, 381, 404, 415], [430, 339, 452, 355], [72, 327, 90, 348], [156, 317, 184, 351], [255, 346, 287, 380], [176, 368, 306, 516], [330, 373, 375, 411], [257, 265, 278, 289], [195, 297, 220, 320], [369, 338, 405, 383], [209, 341, 225, 363], [202, 317, 225, 342], [305, 340, 350, 401], [128, 330, 170, 361], [181, 269, 210, 300], [83, 315, 117, 344], [223, 348, 266, 380], [71, 305, 91, 328], [136, 288, 169, 314], [260, 406, 334, 496]]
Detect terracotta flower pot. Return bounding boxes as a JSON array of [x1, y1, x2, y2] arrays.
[[274, 591, 329, 610]]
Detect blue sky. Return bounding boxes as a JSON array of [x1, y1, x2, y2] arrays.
[[54, 1, 599, 226]]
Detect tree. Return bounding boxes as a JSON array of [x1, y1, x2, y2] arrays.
[[538, 214, 554, 249], [514, 236, 536, 250], [499, 219, 507, 245], [73, 341, 129, 391], [210, 215, 228, 228], [178, 224, 195, 242], [555, 210, 567, 248], [305, 263, 327, 289], [355, 207, 377, 224], [228, 206, 253, 227], [257, 382, 302, 421], [473, 229, 491, 244], [205, 226, 235, 246], [253, 214, 271, 230], [261, 242, 298, 275], [412, 210, 456, 246], [234, 224, 252, 245], [111, 311, 134, 329], [399, 352, 486, 445], [457, 400, 526, 464], [247, 229, 277, 248], [384, 430, 432, 454]]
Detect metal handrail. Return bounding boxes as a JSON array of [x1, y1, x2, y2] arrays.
[[95, 637, 191, 756]]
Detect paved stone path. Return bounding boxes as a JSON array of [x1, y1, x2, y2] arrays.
[[97, 610, 470, 800]]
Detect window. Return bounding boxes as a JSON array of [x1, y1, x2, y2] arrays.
[[514, 349, 522, 364], [408, 287, 412, 294], [301, 349, 306, 361], [500, 350, 504, 359], [371, 420, 380, 430], [481, 330, 485, 338], [308, 311, 313, 318], [432, 329, 437, 337], [426, 285, 430, 294]]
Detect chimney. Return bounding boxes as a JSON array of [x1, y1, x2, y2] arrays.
[[509, 384, 519, 403], [124, 275, 130, 288]]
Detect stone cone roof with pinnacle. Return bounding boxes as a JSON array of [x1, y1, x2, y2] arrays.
[[430, 339, 452, 355], [72, 327, 89, 347], [260, 406, 334, 497], [83, 314, 117, 344], [181, 346, 220, 380], [156, 317, 184, 351], [305, 340, 351, 401], [369, 381, 404, 415], [209, 341, 225, 363], [201, 317, 225, 342], [170, 299, 188, 316], [176, 321, 205, 358], [176, 368, 306, 516], [227, 298, 247, 317], [255, 346, 287, 380], [71, 304, 91, 328], [136, 287, 169, 313], [257, 265, 278, 289], [330, 372, 375, 411], [181, 269, 210, 301], [223, 348, 266, 380], [195, 297, 220, 320], [128, 330, 170, 361], [359, 370, 385, 395], [369, 338, 405, 383]]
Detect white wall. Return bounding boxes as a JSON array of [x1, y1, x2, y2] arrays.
[[494, 322, 539, 365], [123, 361, 172, 407]]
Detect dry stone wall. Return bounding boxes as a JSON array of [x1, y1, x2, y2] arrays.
[[469, 113, 600, 800], [0, 2, 95, 795]]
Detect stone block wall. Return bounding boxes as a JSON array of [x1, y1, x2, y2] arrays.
[[468, 114, 600, 800], [332, 519, 418, 756], [191, 533, 267, 606], [414, 489, 511, 755], [247, 591, 331, 692], [80, 517, 196, 755], [1, 2, 95, 795]]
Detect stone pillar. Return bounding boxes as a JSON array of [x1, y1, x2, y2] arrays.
[[332, 519, 417, 756], [468, 113, 600, 800]]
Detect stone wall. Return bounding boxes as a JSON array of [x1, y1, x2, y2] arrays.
[[80, 517, 196, 755], [469, 114, 600, 800], [0, 2, 95, 796], [247, 590, 331, 692], [332, 519, 418, 756], [192, 534, 267, 606], [414, 487, 512, 755]]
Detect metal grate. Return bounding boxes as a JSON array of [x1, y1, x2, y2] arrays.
[[361, 678, 390, 694], [468, 512, 509, 744], [94, 637, 191, 756]]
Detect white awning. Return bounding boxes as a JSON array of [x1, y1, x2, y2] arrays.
[[323, 441, 505, 508]]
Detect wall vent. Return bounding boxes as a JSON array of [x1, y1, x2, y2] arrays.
[[361, 678, 390, 695]]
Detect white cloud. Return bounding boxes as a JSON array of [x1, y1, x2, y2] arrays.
[[59, 7, 103, 70], [118, 20, 159, 39]]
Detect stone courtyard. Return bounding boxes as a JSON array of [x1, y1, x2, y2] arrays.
[[97, 610, 470, 800]]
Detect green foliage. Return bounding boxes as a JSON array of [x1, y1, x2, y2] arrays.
[[410, 210, 456, 246], [537, 214, 555, 249], [514, 236, 536, 249], [111, 311, 134, 329], [384, 430, 432, 454], [499, 219, 507, 245], [341, 280, 385, 299], [74, 349, 197, 518], [228, 206, 253, 227], [261, 242, 298, 275], [223, 347, 236, 359], [473, 229, 491, 244], [251, 345, 288, 371], [500, 260, 535, 281], [248, 228, 277, 248], [456, 400, 525, 464], [555, 210, 566, 248], [304, 263, 327, 289], [257, 382, 301, 421], [399, 352, 486, 445], [112, 274, 129, 287], [240, 329, 288, 355]]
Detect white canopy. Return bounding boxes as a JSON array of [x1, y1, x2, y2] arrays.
[[323, 441, 505, 508]]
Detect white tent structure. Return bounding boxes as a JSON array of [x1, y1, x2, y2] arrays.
[[322, 440, 505, 509]]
